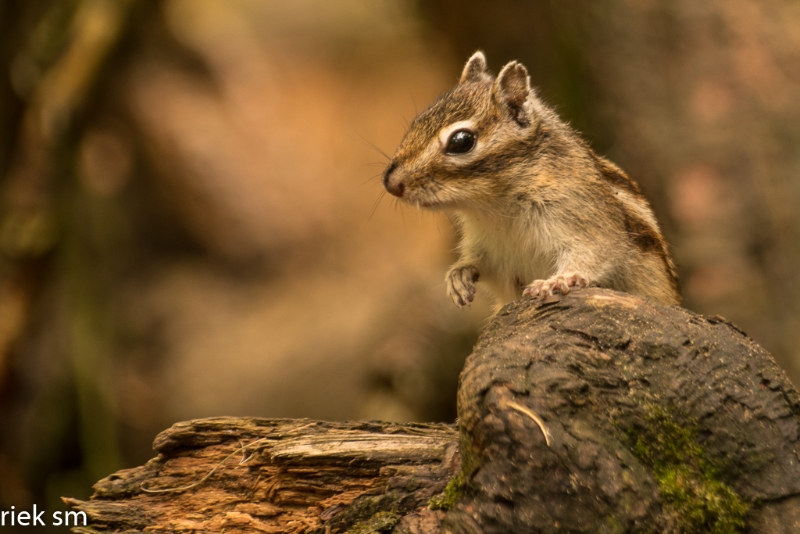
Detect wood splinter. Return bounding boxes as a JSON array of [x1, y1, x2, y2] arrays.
[[505, 399, 552, 447]]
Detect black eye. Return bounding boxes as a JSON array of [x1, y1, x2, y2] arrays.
[[445, 129, 476, 155]]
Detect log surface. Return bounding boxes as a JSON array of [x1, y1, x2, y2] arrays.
[[65, 419, 459, 533], [446, 289, 800, 533], [67, 289, 800, 533]]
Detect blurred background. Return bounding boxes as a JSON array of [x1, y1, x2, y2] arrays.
[[1, 0, 799, 528]]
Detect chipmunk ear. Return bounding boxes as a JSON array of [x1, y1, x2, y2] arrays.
[[494, 61, 532, 126], [460, 51, 488, 83]]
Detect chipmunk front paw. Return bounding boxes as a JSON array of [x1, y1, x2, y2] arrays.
[[523, 273, 589, 299], [446, 264, 480, 308]]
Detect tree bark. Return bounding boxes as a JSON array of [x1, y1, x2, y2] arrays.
[[66, 289, 800, 533]]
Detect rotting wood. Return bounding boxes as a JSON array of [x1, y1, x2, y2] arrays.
[[65, 419, 459, 533], [67, 288, 800, 533]]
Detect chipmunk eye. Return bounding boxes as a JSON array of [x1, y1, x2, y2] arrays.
[[445, 129, 476, 155]]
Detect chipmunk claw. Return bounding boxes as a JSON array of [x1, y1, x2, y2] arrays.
[[446, 265, 480, 308], [523, 273, 589, 299]]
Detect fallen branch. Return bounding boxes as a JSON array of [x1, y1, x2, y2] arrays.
[[65, 419, 458, 533], [67, 289, 800, 533]]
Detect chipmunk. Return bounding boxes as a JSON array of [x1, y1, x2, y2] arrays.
[[382, 51, 680, 310]]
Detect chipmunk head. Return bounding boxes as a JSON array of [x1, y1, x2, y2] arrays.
[[383, 51, 543, 209]]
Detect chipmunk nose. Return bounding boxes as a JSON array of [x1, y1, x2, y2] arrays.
[[383, 161, 405, 197]]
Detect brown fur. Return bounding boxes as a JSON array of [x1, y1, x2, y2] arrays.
[[383, 52, 680, 308]]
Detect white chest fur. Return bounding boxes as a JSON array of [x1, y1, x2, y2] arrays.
[[456, 209, 557, 305]]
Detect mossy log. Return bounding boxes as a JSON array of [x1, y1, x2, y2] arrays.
[[66, 289, 800, 533]]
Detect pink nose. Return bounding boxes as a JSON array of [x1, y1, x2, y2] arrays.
[[383, 162, 405, 197]]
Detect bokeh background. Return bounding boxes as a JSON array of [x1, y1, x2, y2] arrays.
[[1, 0, 799, 529]]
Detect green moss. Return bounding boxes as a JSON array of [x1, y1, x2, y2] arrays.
[[327, 493, 400, 533], [349, 511, 399, 533], [598, 515, 625, 534], [458, 425, 481, 477], [627, 404, 749, 534], [428, 472, 466, 510]]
